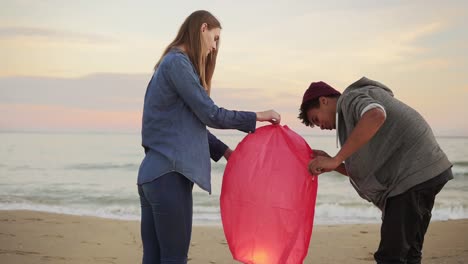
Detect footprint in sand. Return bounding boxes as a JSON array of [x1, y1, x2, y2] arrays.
[[356, 256, 374, 262], [93, 256, 117, 263], [41, 256, 68, 261], [0, 233, 16, 237], [356, 252, 375, 262], [41, 234, 64, 238], [24, 218, 43, 222], [0, 218, 16, 222], [81, 241, 102, 245], [0, 249, 40, 255]]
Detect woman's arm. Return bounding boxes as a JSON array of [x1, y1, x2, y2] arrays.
[[165, 54, 279, 132], [207, 131, 229, 161]]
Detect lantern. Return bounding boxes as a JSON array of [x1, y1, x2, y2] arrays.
[[221, 125, 318, 264]]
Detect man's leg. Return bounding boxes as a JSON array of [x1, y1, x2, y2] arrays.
[[406, 182, 446, 264], [374, 190, 419, 264]]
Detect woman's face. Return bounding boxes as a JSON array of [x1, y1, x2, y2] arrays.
[[201, 25, 220, 56]]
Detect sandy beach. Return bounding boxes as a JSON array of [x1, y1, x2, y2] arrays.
[[0, 210, 466, 263]]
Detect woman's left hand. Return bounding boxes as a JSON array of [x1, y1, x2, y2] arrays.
[[224, 148, 233, 161]]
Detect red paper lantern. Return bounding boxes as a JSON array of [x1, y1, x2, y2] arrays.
[[221, 125, 318, 264]]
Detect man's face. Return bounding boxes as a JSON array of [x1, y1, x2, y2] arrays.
[[306, 97, 336, 130]]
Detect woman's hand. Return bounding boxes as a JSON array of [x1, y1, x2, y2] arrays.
[[256, 110, 281, 124], [224, 148, 233, 161]]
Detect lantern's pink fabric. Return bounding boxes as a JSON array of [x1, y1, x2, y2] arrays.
[[220, 125, 318, 264]]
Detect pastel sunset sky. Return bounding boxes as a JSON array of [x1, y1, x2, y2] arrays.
[[1, 0, 467, 136]]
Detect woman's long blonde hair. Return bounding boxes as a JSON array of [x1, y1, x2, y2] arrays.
[[154, 10, 221, 95]]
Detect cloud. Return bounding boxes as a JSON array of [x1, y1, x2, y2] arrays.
[[0, 69, 466, 135], [0, 73, 150, 111], [211, 87, 301, 112], [0, 26, 116, 44], [214, 3, 459, 92], [0, 26, 166, 77], [463, 85, 468, 93], [0, 103, 140, 132], [0, 73, 306, 132]]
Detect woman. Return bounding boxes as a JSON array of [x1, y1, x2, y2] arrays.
[[137, 10, 280, 264]]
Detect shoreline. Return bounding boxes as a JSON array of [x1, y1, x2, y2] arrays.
[[1, 208, 465, 227], [1, 210, 467, 263]]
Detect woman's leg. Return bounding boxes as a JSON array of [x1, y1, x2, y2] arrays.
[[140, 172, 193, 264], [139, 184, 160, 264]]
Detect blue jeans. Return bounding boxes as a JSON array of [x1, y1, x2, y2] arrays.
[[138, 172, 194, 264]]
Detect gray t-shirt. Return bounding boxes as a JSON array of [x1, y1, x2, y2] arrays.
[[336, 77, 452, 211]]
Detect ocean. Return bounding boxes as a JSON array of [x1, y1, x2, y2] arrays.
[[0, 132, 467, 225]]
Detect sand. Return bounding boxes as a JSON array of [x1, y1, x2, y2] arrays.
[[0, 210, 467, 263]]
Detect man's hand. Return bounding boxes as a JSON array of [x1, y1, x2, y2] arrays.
[[308, 156, 342, 175], [312, 149, 331, 158]]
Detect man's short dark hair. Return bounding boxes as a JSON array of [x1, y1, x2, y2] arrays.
[[298, 95, 340, 127]]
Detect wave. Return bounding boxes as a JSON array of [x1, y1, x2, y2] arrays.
[[5, 165, 46, 171], [453, 161, 468, 168], [211, 162, 227, 173], [452, 166, 468, 177], [313, 203, 468, 225], [0, 192, 139, 207], [65, 163, 139, 171], [1, 201, 466, 226]]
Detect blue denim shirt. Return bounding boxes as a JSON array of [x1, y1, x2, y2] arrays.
[[138, 48, 256, 193]]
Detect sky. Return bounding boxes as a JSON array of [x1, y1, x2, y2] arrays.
[[1, 0, 467, 136]]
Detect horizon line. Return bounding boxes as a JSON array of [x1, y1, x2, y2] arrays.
[[1, 129, 467, 138]]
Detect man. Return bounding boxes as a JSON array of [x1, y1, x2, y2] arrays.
[[300, 77, 452, 264]]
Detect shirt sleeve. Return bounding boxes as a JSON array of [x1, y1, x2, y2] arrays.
[[208, 131, 229, 162], [341, 90, 386, 123], [164, 54, 256, 133], [360, 103, 386, 117]]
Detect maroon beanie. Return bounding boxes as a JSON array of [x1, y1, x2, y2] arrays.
[[301, 81, 341, 106]]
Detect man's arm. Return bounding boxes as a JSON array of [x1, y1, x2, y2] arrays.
[[334, 163, 348, 176], [335, 108, 386, 163], [308, 108, 386, 174], [311, 149, 348, 176]]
